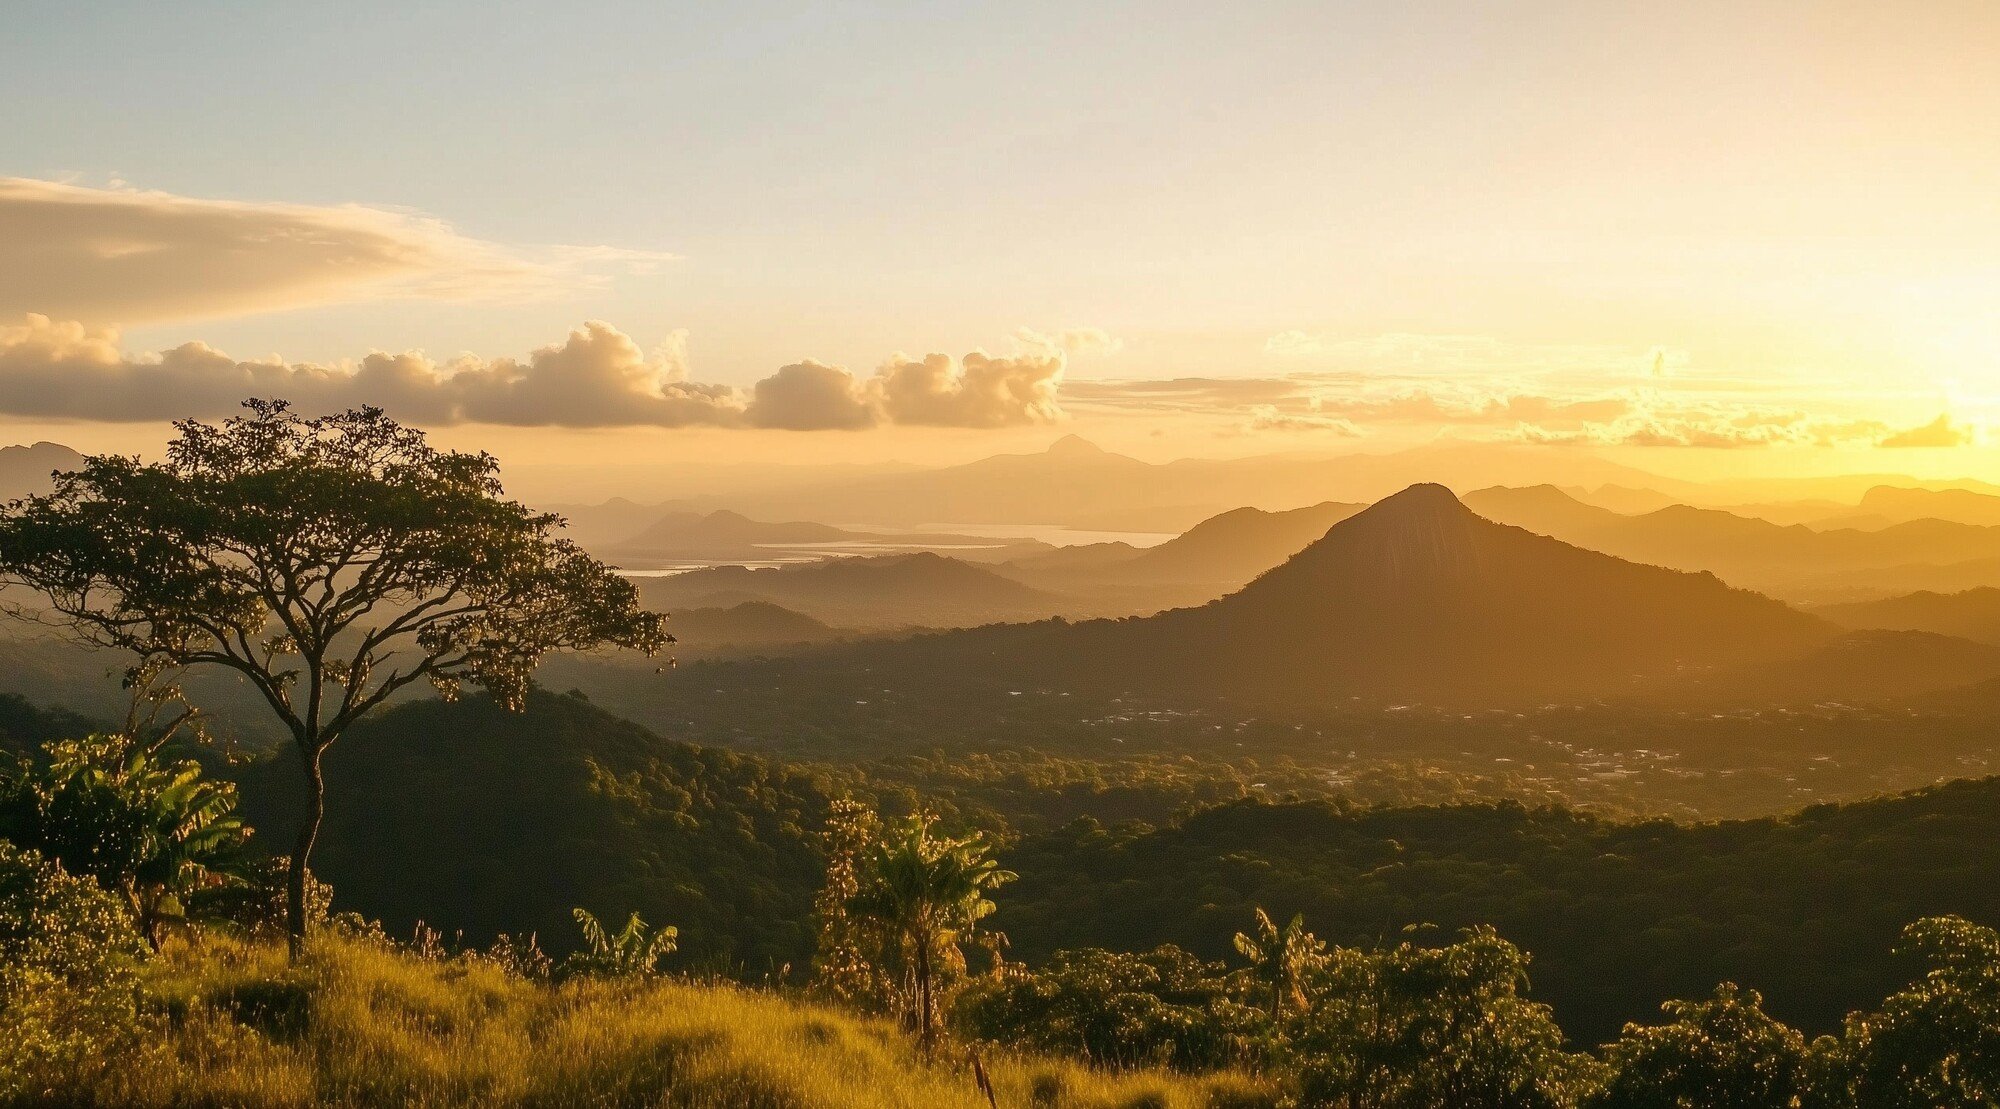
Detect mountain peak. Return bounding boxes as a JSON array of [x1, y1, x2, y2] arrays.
[[1046, 434, 1106, 458], [1364, 482, 1469, 518]]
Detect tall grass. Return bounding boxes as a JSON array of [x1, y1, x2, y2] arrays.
[[72, 932, 1274, 1108]]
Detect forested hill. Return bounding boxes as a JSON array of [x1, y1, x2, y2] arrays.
[[231, 691, 841, 974], [995, 779, 2000, 1044]]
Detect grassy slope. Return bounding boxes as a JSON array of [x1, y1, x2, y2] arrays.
[[93, 933, 1272, 1109]]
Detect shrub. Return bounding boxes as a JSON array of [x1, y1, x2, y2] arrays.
[[0, 842, 151, 1100]]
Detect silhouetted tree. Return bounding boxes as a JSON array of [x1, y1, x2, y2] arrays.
[[0, 401, 670, 957]]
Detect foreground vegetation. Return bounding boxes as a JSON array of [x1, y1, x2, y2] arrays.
[[38, 926, 1266, 1108]]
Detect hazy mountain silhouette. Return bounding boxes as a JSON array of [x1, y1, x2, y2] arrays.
[[1001, 500, 1367, 601], [0, 442, 82, 500], [607, 437, 1706, 531], [1464, 485, 2000, 600], [634, 551, 1081, 629], [1853, 485, 2000, 527], [882, 484, 1836, 704], [667, 601, 842, 648], [1816, 588, 2000, 645], [600, 509, 1051, 564]]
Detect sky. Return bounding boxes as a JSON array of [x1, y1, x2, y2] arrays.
[[2, 1, 1996, 493]]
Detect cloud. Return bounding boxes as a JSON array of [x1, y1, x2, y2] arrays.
[[875, 350, 1066, 428], [0, 178, 677, 324], [1878, 413, 1974, 448], [745, 361, 876, 430], [0, 315, 1072, 430], [1013, 326, 1124, 358], [1263, 329, 1691, 379], [1243, 405, 1362, 435]]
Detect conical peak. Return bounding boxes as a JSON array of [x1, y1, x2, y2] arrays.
[[1047, 434, 1106, 457], [1365, 483, 1469, 518]]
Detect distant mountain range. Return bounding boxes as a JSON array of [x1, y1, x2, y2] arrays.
[[849, 484, 1854, 705], [632, 551, 1083, 629], [601, 509, 1050, 565], [1463, 485, 2000, 601], [1816, 588, 2000, 645]]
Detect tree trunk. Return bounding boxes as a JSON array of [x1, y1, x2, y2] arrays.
[[915, 934, 935, 1052], [287, 747, 326, 961]]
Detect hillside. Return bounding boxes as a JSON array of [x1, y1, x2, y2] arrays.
[[902, 484, 1834, 705], [1856, 484, 2000, 527], [101, 933, 1261, 1108], [1816, 587, 2000, 644], [996, 775, 2000, 1045], [635, 551, 1083, 628], [666, 600, 843, 649], [232, 692, 838, 970]]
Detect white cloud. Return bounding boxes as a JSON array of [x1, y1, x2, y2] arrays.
[[1878, 413, 1974, 448]]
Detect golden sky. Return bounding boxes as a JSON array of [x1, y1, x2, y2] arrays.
[[2, 3, 1995, 493]]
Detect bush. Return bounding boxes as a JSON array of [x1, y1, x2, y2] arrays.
[[0, 842, 151, 1100], [956, 946, 1266, 1072]]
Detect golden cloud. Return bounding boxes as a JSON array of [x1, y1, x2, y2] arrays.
[[0, 178, 677, 324]]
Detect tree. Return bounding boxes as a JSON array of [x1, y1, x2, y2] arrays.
[[1289, 927, 1602, 1109], [0, 400, 670, 957], [0, 733, 249, 948], [848, 811, 1014, 1050], [1832, 915, 2000, 1107], [1593, 983, 1808, 1109], [812, 798, 891, 1008], [1234, 907, 1325, 1021]]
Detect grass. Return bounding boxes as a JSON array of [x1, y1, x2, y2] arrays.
[[71, 931, 1276, 1108]]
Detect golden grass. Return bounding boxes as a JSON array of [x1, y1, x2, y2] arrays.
[[79, 932, 1275, 1109]]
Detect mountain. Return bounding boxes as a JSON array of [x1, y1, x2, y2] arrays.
[[1816, 588, 2000, 645], [999, 500, 1367, 606], [667, 601, 842, 650], [612, 437, 1707, 530], [616, 509, 851, 553], [0, 441, 83, 500], [1463, 485, 2000, 600], [632, 551, 1082, 629], [1854, 485, 2000, 527], [882, 484, 1835, 705]]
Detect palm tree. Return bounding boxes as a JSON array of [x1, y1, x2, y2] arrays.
[[848, 812, 1015, 1049], [1234, 907, 1325, 1021]]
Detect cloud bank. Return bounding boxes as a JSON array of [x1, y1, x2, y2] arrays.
[[0, 178, 676, 324], [0, 315, 1073, 430]]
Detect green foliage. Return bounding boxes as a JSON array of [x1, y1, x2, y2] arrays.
[[0, 842, 150, 1101], [814, 797, 894, 1008], [0, 400, 669, 955], [1830, 915, 2000, 1107], [955, 945, 1267, 1072], [1233, 908, 1325, 1021], [0, 733, 249, 947], [1288, 926, 1602, 1109], [1593, 983, 1807, 1109], [230, 691, 836, 973], [561, 907, 677, 980], [848, 810, 1016, 1045], [994, 783, 2000, 1043]]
